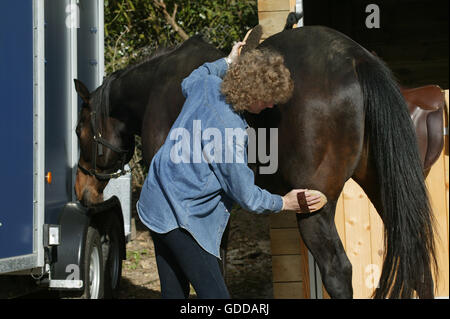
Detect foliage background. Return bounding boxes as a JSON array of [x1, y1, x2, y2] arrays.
[[103, 0, 258, 187], [104, 0, 258, 73]]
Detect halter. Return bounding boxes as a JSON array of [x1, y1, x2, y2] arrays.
[[77, 75, 131, 181]]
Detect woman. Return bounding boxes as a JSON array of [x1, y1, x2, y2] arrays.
[[137, 41, 327, 298]]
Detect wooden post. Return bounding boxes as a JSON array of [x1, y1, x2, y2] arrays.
[[270, 212, 309, 298], [258, 0, 295, 41]]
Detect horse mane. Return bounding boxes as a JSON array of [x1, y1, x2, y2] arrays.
[[93, 35, 213, 124], [93, 42, 183, 124], [118, 44, 180, 75], [109, 34, 209, 80], [91, 72, 116, 126]]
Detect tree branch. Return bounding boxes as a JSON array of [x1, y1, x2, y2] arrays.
[[112, 26, 130, 72], [153, 0, 189, 40]]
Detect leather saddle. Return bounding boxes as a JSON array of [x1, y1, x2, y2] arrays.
[[401, 85, 446, 174]]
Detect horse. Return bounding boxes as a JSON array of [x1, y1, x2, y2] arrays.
[[74, 26, 438, 299]]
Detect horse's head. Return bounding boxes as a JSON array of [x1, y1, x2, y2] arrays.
[[74, 78, 135, 206]]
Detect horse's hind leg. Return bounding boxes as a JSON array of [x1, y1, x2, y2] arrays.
[[296, 201, 353, 299]]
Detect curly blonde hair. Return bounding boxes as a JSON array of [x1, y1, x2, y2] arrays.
[[221, 49, 294, 112]]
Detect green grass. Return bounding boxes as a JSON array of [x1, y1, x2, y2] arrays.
[[125, 249, 149, 270]]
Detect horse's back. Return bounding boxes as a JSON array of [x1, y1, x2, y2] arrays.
[[259, 26, 367, 81]]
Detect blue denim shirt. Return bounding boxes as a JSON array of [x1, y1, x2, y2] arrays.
[[137, 58, 283, 258]]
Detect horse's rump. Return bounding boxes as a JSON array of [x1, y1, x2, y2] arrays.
[[252, 27, 366, 200]]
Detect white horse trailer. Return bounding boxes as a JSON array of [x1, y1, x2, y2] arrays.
[[0, 0, 131, 298]]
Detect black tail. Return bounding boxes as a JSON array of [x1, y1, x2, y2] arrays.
[[355, 55, 438, 298]]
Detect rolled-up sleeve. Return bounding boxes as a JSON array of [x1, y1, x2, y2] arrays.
[[208, 134, 283, 214], [181, 58, 228, 97]]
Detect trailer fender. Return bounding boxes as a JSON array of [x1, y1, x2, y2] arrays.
[[50, 201, 90, 289], [50, 196, 125, 290], [89, 196, 126, 262]]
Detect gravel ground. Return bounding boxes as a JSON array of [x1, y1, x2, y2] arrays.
[[117, 188, 273, 299]]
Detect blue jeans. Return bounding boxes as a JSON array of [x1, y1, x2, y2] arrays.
[[150, 228, 230, 299]]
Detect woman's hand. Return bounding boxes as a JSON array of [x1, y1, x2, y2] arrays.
[[226, 41, 246, 65], [282, 189, 328, 213]]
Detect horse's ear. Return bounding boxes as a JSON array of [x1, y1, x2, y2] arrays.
[[74, 79, 90, 104]]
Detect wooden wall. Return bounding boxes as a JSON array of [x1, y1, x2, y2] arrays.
[[337, 151, 448, 298], [332, 148, 449, 298], [258, 0, 449, 298]]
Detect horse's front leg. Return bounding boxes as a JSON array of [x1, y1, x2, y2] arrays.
[[296, 201, 353, 299]]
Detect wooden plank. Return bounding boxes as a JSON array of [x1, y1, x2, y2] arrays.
[[335, 189, 347, 250], [330, 180, 384, 298], [323, 285, 331, 299], [270, 228, 302, 255], [341, 179, 374, 298], [289, 0, 296, 12], [273, 282, 305, 299], [258, 0, 290, 12], [445, 90, 449, 113], [270, 211, 297, 228], [289, 0, 298, 28], [299, 237, 310, 299], [272, 255, 304, 282], [445, 153, 449, 248], [425, 151, 449, 297], [258, 11, 290, 39], [444, 98, 448, 268]]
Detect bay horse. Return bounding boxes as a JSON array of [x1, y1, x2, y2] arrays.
[[74, 26, 437, 299]]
